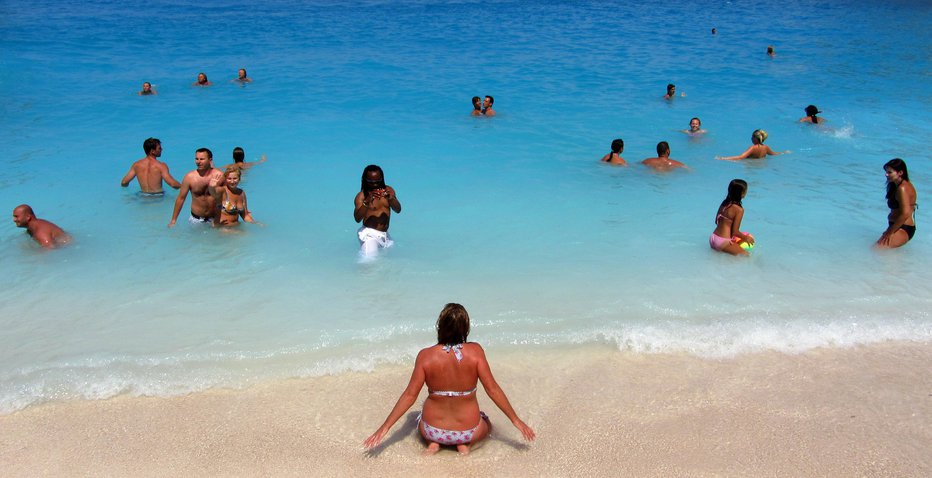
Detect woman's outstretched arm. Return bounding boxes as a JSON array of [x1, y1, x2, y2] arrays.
[[475, 345, 536, 441], [364, 351, 427, 449]]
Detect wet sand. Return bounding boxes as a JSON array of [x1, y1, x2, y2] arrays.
[[2, 342, 930, 477]]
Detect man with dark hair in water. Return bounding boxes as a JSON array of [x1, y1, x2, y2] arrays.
[[642, 141, 687, 170], [12, 204, 71, 249], [482, 95, 496, 116], [121, 137, 181, 195], [168, 148, 223, 227], [353, 164, 402, 257], [664, 84, 676, 100]]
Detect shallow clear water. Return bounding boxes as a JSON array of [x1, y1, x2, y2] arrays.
[[1, 0, 931, 413]]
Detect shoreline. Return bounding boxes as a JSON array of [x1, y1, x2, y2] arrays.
[[2, 342, 930, 477]]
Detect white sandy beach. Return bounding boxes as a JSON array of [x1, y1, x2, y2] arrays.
[[2, 342, 930, 477]]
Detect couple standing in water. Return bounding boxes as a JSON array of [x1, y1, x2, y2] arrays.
[[471, 95, 496, 116], [710, 158, 917, 256]]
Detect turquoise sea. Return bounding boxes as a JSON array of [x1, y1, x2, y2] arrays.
[[1, 0, 930, 413]]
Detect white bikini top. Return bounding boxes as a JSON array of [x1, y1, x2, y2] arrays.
[[428, 343, 476, 397]]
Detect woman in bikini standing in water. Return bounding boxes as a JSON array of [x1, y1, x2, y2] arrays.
[[213, 167, 256, 227], [364, 303, 535, 455], [710, 179, 754, 256], [877, 158, 917, 248]]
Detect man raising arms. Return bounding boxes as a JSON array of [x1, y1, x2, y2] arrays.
[[168, 148, 224, 227], [121, 138, 181, 195]]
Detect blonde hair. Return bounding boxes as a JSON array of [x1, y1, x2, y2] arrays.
[[752, 129, 768, 144], [223, 166, 241, 180]]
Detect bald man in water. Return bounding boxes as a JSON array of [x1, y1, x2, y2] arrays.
[[12, 204, 71, 249]]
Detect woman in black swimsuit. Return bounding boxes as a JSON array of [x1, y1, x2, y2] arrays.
[[877, 158, 917, 248]]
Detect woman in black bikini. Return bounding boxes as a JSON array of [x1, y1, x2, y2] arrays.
[[877, 158, 917, 248]]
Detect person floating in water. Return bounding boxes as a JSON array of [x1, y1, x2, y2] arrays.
[[710, 179, 753, 256], [599, 138, 627, 166], [877, 158, 917, 248], [168, 148, 224, 227], [193, 72, 211, 87], [12, 204, 71, 249], [121, 137, 181, 195], [354, 164, 401, 258], [471, 96, 482, 116], [221, 147, 267, 172], [364, 303, 535, 455], [481, 95, 496, 116], [642, 141, 687, 170], [716, 129, 790, 160], [234, 68, 252, 84], [138, 82, 156, 95], [767, 45, 776, 57], [681, 117, 707, 135], [799, 105, 824, 124]]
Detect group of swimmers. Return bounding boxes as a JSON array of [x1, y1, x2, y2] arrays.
[[137, 68, 252, 95]]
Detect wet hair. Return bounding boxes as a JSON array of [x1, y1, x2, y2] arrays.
[[436, 303, 470, 346], [361, 164, 386, 193], [484, 95, 494, 106], [196, 147, 213, 160], [142, 82, 151, 88], [716, 179, 748, 223], [656, 141, 670, 156], [751, 129, 768, 144], [197, 72, 208, 83], [143, 137, 161, 154], [610, 139, 624, 154], [667, 83, 675, 91], [690, 117, 701, 126], [767, 46, 775, 54], [239, 68, 247, 77], [804, 105, 821, 123], [233, 147, 245, 163], [472, 96, 481, 111]]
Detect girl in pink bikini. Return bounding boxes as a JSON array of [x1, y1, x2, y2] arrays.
[[364, 303, 536, 455], [710, 179, 755, 256]]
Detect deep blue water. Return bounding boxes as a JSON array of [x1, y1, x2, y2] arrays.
[[1, 0, 930, 413]]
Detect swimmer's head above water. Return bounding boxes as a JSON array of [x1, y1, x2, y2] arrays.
[[233, 147, 245, 163], [751, 129, 768, 144], [656, 141, 671, 156], [689, 117, 702, 131], [611, 138, 624, 154]]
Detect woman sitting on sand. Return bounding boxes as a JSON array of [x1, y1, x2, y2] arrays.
[[716, 129, 789, 160], [213, 167, 256, 227], [710, 179, 754, 256], [364, 303, 535, 455], [876, 158, 917, 248]]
